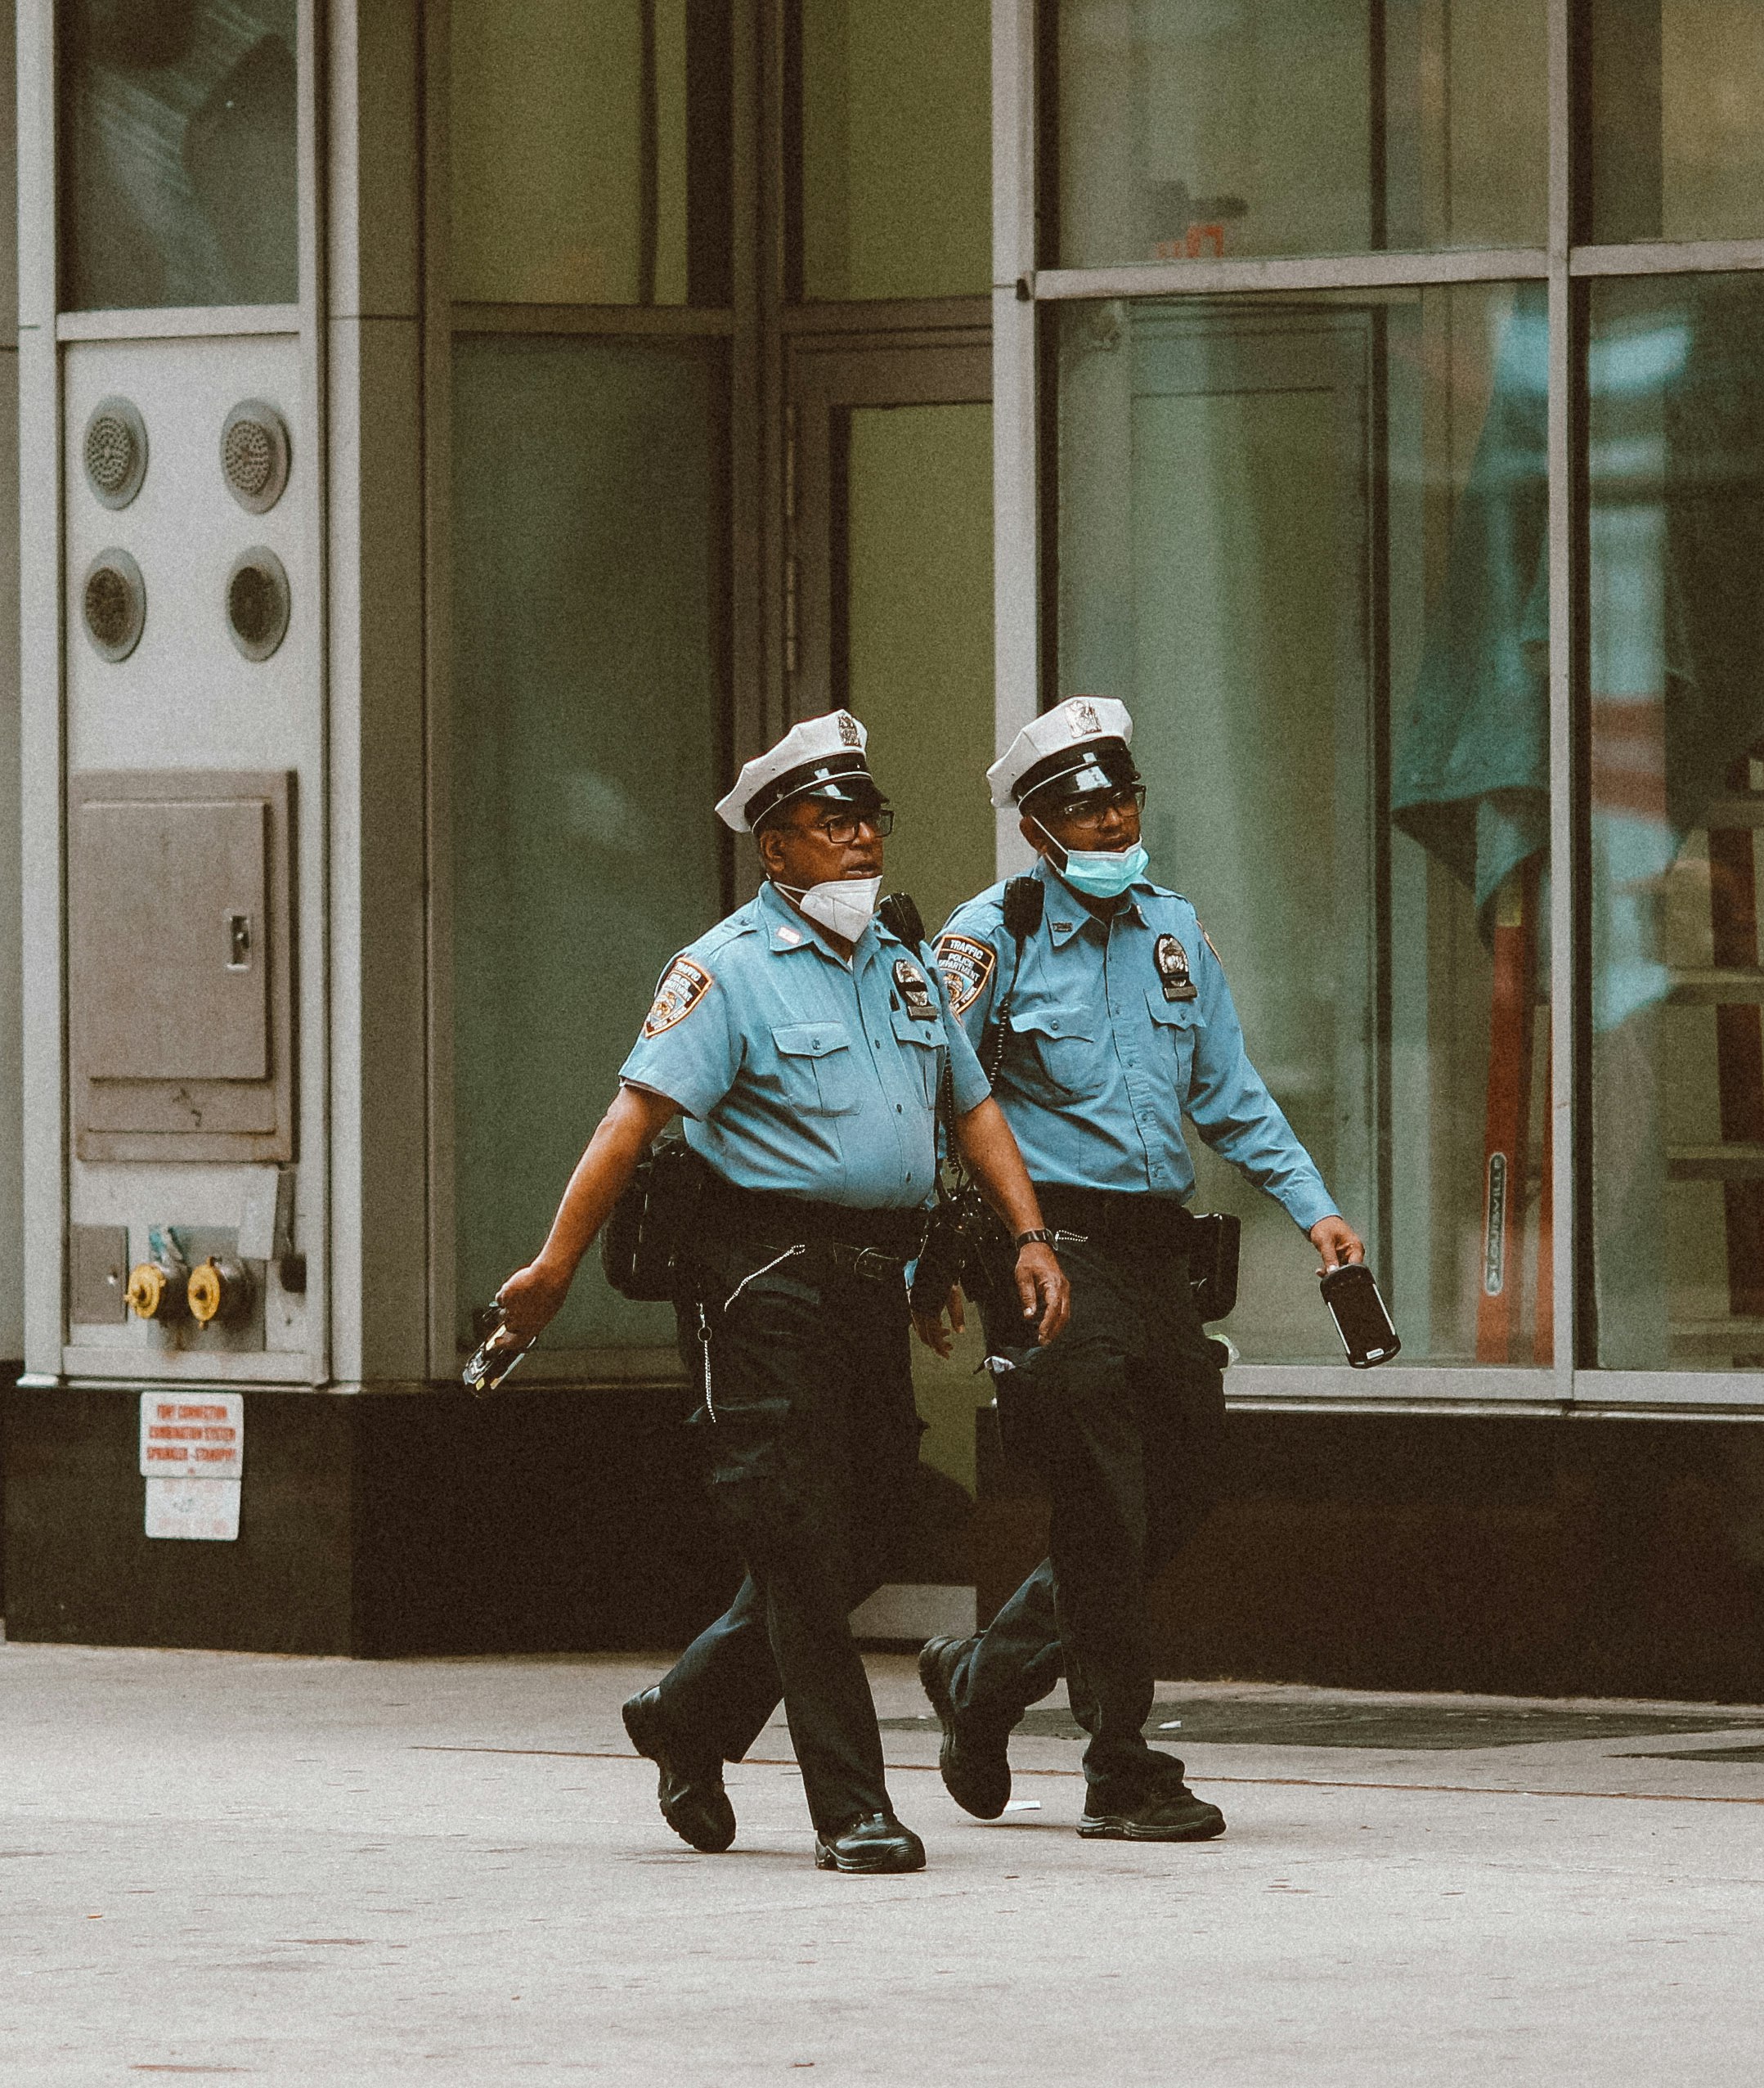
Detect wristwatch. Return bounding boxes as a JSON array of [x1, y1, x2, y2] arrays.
[[1013, 1228, 1057, 1249]]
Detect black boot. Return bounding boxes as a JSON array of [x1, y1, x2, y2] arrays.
[[1079, 1779, 1226, 1843], [814, 1812, 927, 1874], [622, 1687, 737, 1853], [918, 1634, 1012, 1820]]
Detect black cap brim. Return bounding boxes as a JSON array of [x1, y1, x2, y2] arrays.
[[1016, 740, 1139, 811]]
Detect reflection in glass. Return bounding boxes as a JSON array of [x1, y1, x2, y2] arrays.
[[451, 0, 732, 306], [1057, 283, 1550, 1364], [1055, 0, 1546, 267], [797, 0, 990, 299], [452, 339, 725, 1351], [1587, 276, 1764, 1368], [1588, 2, 1764, 244], [61, 0, 298, 310]]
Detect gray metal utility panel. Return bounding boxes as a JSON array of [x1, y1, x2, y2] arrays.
[[69, 770, 295, 1161]]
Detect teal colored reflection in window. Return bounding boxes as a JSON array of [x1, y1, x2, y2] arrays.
[[451, 337, 725, 1355], [1587, 275, 1764, 1370], [61, 0, 298, 310], [1058, 284, 1551, 1366]]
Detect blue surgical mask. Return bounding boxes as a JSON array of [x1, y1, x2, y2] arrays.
[[1037, 825, 1149, 900]]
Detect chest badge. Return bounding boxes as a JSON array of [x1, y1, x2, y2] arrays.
[[893, 958, 938, 1022], [1155, 934, 1198, 1003]]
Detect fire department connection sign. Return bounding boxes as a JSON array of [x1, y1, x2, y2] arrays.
[[139, 1391, 243, 1541]]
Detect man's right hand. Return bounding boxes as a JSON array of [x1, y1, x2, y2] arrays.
[[496, 1255, 574, 1344]]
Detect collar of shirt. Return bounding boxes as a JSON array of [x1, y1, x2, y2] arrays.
[[1032, 856, 1152, 945], [757, 876, 880, 963]]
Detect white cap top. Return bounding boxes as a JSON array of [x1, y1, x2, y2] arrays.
[[987, 696, 1136, 811], [715, 709, 875, 833]]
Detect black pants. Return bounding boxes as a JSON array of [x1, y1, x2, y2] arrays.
[[648, 1232, 921, 1835], [954, 1201, 1225, 1809]]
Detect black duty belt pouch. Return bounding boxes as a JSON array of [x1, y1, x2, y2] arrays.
[[1188, 1211, 1241, 1324], [601, 1138, 707, 1302]]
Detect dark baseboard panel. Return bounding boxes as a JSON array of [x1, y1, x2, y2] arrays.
[[975, 1407, 1764, 1705], [2, 1381, 740, 1657]]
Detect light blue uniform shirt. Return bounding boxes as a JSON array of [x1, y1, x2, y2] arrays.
[[621, 879, 990, 1211], [936, 861, 1336, 1232]]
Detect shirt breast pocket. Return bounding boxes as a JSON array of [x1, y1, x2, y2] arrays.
[[890, 1007, 943, 1107], [773, 1022, 860, 1116], [1008, 1003, 1097, 1098], [1145, 990, 1203, 1089]]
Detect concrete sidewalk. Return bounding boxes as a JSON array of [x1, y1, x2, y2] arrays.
[[2, 1642, 1761, 2086]]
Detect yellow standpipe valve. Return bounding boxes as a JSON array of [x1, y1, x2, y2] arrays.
[[188, 1256, 254, 1327], [126, 1260, 186, 1321]]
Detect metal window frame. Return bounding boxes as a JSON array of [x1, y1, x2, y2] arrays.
[[998, 0, 1764, 1416], [427, 0, 758, 1384]]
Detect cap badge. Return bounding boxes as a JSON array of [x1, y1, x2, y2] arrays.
[[1155, 935, 1198, 1004], [1071, 698, 1102, 737], [837, 711, 862, 748]]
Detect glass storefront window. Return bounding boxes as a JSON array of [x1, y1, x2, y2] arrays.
[[795, 0, 990, 299], [1587, 2, 1764, 244], [1587, 274, 1764, 1369], [451, 337, 727, 1354], [61, 0, 298, 309], [1057, 283, 1551, 1365], [1054, 0, 1547, 267], [451, 0, 732, 306]]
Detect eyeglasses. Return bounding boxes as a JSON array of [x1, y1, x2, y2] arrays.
[[1045, 784, 1146, 830], [807, 806, 895, 844]]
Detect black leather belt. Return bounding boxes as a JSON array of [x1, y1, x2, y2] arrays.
[[1034, 1184, 1196, 1248], [698, 1177, 927, 1264]]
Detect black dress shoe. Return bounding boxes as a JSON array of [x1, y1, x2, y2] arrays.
[[622, 1687, 736, 1853], [1079, 1781, 1227, 1843], [813, 1812, 927, 1874], [918, 1634, 1012, 1820]]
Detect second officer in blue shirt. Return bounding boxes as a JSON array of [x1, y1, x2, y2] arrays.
[[495, 711, 1066, 1875], [919, 697, 1363, 1844]]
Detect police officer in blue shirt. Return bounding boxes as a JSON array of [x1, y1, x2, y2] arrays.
[[918, 697, 1363, 1844], [496, 712, 1068, 1875]]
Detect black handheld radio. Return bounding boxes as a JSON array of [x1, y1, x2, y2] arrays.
[[1319, 1262, 1401, 1368]]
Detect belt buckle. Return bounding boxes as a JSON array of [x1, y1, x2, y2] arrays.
[[849, 1246, 896, 1283]]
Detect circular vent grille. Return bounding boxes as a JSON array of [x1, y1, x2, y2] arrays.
[[83, 397, 148, 510], [83, 550, 146, 661], [220, 399, 290, 514], [226, 547, 290, 661]]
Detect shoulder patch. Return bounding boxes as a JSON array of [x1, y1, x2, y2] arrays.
[[936, 932, 997, 1017], [643, 955, 714, 1037]]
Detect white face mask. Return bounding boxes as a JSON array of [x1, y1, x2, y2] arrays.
[[775, 873, 882, 942]]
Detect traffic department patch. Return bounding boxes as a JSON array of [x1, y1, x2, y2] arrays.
[[643, 955, 714, 1036], [936, 933, 996, 1017]]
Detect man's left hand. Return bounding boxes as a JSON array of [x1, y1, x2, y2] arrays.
[[1015, 1242, 1070, 1345], [1310, 1215, 1364, 1273]]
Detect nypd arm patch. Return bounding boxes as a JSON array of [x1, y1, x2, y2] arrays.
[[643, 955, 714, 1036], [936, 932, 997, 1017]]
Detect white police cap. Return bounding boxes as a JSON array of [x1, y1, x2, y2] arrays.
[[987, 696, 1138, 811], [715, 709, 879, 833]]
